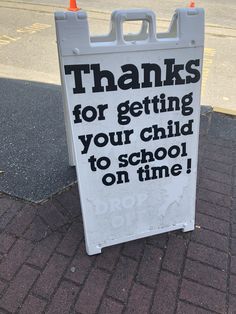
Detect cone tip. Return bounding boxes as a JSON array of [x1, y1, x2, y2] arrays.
[[189, 1, 195, 8], [68, 0, 80, 11]]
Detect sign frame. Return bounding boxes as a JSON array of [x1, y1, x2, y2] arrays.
[[55, 8, 204, 255]]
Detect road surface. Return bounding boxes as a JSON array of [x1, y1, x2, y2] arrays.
[[0, 0, 235, 113]]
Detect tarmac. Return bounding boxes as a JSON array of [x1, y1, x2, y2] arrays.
[[0, 1, 236, 313], [0, 78, 76, 202]]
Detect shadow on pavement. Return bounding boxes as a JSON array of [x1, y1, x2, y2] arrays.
[[0, 78, 76, 202]]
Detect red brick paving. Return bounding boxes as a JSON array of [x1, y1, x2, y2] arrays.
[[136, 245, 162, 288], [98, 297, 124, 314], [0, 265, 39, 313], [75, 268, 110, 313], [46, 280, 80, 314], [180, 279, 226, 313], [0, 239, 34, 281], [106, 256, 138, 302], [0, 135, 235, 313], [125, 282, 153, 314], [162, 236, 187, 275], [32, 253, 70, 299], [19, 295, 46, 314], [152, 271, 179, 314]]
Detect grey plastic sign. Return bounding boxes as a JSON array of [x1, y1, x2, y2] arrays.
[[55, 8, 204, 255]]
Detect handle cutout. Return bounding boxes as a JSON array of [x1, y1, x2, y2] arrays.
[[113, 10, 157, 44], [122, 20, 149, 42]]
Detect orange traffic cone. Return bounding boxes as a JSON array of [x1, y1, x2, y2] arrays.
[[68, 0, 80, 11], [189, 1, 195, 8]]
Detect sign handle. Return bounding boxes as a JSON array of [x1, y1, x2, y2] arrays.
[[111, 9, 157, 44]]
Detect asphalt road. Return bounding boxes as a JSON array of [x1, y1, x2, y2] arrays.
[[0, 0, 235, 112]]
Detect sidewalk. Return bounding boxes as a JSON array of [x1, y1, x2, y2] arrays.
[[0, 111, 235, 313]]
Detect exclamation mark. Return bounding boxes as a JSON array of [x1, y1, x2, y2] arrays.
[[186, 159, 192, 174]]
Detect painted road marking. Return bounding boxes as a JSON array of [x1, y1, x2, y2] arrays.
[[17, 22, 51, 34], [202, 48, 235, 115], [0, 23, 51, 47], [202, 47, 216, 96], [0, 34, 21, 45]]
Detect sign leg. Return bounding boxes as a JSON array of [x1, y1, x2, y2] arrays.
[[182, 221, 195, 232]]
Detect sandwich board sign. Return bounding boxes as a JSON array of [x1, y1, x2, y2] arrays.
[[55, 8, 204, 255]]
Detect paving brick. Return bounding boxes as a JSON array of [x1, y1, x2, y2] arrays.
[[55, 190, 81, 219], [0, 239, 34, 281], [234, 165, 236, 177], [206, 136, 234, 148], [180, 279, 226, 313], [200, 167, 232, 185], [199, 178, 232, 196], [199, 150, 232, 170], [231, 238, 236, 255], [98, 297, 123, 314], [0, 233, 16, 254], [187, 242, 228, 270], [196, 212, 230, 236], [5, 204, 37, 237], [96, 244, 121, 271], [162, 236, 187, 274], [191, 227, 228, 252], [27, 232, 62, 269], [0, 197, 14, 217], [23, 216, 51, 242], [177, 301, 212, 314], [38, 201, 68, 231], [70, 184, 79, 196], [75, 268, 109, 314], [56, 221, 83, 257], [0, 201, 23, 230], [197, 200, 230, 222], [229, 294, 236, 314], [136, 245, 162, 288], [202, 159, 232, 175], [231, 255, 236, 274], [125, 282, 152, 314], [184, 259, 227, 291], [198, 188, 232, 208], [0, 265, 39, 313], [151, 271, 179, 314], [33, 253, 69, 299], [232, 209, 236, 224], [146, 233, 168, 249], [64, 242, 94, 285], [19, 295, 46, 314], [46, 280, 79, 314], [204, 144, 233, 164], [232, 223, 236, 238], [107, 256, 137, 302], [0, 280, 6, 295], [122, 239, 144, 261], [230, 273, 236, 295]]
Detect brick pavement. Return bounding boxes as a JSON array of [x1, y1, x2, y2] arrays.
[[0, 126, 235, 313]]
